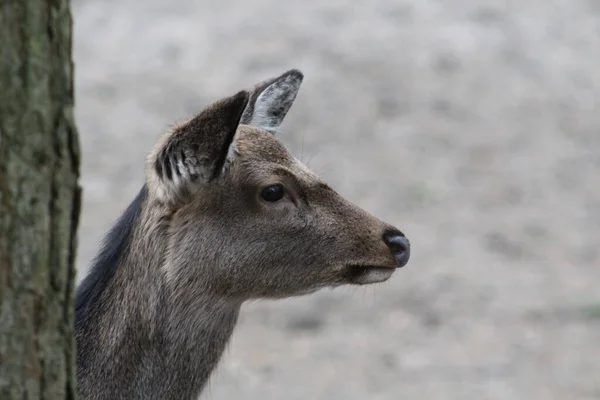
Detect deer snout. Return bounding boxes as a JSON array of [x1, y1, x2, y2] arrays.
[[383, 230, 410, 268]]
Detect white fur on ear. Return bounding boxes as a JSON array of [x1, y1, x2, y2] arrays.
[[148, 91, 249, 204], [242, 69, 303, 134]]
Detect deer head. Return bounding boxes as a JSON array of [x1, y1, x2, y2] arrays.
[[146, 69, 410, 300]]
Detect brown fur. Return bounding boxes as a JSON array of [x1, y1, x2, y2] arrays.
[[75, 69, 410, 399]]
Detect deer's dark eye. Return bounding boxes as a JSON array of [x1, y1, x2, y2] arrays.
[[261, 184, 284, 202]]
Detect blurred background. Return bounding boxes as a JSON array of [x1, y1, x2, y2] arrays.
[[73, 0, 600, 399]]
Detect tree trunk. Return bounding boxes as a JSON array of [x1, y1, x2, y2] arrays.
[[0, 0, 80, 399]]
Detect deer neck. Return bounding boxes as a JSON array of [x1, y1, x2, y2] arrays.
[[75, 189, 241, 400], [160, 294, 241, 398]]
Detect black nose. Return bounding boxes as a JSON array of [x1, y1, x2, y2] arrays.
[[383, 231, 410, 268]]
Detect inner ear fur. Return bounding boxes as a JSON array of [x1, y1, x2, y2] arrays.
[[240, 69, 303, 134], [151, 90, 249, 197]]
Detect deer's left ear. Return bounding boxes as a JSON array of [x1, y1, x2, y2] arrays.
[[241, 69, 304, 134], [148, 90, 249, 204]]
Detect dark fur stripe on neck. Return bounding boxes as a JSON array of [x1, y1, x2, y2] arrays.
[[75, 185, 147, 331]]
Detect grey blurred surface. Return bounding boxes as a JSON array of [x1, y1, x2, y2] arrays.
[[73, 0, 600, 399]]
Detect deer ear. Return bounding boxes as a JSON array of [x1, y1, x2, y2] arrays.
[[240, 69, 303, 134], [150, 90, 249, 201]]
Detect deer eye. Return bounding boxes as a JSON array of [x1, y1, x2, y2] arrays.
[[260, 184, 284, 202]]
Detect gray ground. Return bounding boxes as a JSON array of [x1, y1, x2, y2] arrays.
[[73, 0, 600, 399]]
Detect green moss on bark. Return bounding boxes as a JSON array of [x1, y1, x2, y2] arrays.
[[0, 0, 80, 399]]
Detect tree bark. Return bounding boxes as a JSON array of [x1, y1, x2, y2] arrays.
[[0, 0, 80, 399]]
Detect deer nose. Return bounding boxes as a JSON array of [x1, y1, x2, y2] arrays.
[[383, 231, 410, 268]]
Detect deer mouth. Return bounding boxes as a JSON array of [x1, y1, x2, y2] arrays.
[[344, 265, 396, 285]]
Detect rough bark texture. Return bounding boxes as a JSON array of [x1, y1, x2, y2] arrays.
[[0, 0, 80, 399]]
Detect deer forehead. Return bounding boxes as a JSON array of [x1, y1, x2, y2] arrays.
[[234, 126, 293, 163], [234, 126, 320, 182]]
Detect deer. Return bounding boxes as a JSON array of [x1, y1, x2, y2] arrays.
[[74, 69, 411, 400]]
